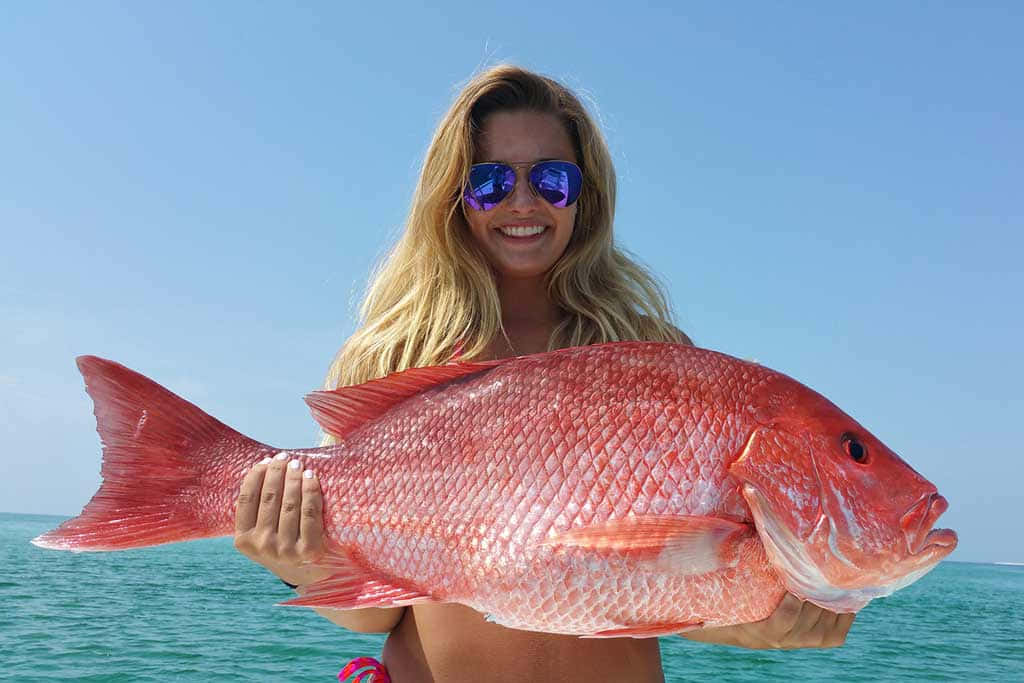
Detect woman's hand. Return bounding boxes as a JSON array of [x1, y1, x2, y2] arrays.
[[233, 452, 333, 587], [233, 452, 406, 633], [681, 594, 855, 649]]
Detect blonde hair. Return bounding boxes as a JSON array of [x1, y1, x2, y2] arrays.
[[323, 64, 683, 407]]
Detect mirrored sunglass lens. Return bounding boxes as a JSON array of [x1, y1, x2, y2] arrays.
[[530, 162, 582, 208], [465, 164, 514, 210]]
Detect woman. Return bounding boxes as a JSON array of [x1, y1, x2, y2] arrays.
[[234, 65, 854, 681]]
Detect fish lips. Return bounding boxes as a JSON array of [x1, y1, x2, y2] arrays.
[[900, 493, 958, 557]]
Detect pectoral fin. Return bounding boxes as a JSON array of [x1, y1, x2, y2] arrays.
[[539, 515, 752, 575]]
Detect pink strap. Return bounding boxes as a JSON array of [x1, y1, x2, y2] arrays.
[[448, 339, 466, 362], [339, 656, 391, 683]]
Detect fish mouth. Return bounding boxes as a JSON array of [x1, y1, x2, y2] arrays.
[[900, 493, 957, 556], [920, 527, 958, 553]]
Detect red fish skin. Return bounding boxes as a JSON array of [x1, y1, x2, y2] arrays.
[[34, 342, 954, 636], [313, 342, 789, 633]]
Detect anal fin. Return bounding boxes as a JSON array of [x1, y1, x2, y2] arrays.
[[280, 575, 434, 610], [278, 547, 436, 610], [585, 621, 704, 638]]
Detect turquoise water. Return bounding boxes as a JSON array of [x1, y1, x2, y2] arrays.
[[3, 512, 1021, 681]]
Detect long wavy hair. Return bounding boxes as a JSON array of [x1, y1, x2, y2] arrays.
[[323, 65, 684, 407]]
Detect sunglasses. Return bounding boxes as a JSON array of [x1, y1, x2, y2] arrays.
[[463, 160, 583, 211]]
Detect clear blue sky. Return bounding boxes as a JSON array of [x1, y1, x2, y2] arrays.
[[2, 3, 1020, 563]]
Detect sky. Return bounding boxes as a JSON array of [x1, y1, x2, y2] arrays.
[[1, 3, 1021, 564]]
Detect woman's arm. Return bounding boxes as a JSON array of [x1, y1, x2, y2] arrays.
[[233, 454, 404, 634], [680, 594, 854, 649]]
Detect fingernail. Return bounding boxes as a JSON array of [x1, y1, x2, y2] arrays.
[[288, 459, 300, 471], [303, 469, 314, 479], [259, 457, 272, 465], [274, 452, 289, 461]]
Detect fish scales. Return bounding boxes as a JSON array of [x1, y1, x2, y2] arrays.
[[319, 344, 782, 631], [33, 342, 956, 637]]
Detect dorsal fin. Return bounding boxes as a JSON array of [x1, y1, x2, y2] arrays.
[[305, 359, 507, 439]]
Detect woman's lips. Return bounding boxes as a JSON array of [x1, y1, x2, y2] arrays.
[[495, 225, 548, 240]]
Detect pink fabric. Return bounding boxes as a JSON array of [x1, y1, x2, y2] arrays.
[[339, 656, 391, 683], [447, 339, 466, 362]]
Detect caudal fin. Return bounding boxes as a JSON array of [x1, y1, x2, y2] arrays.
[[32, 356, 267, 552]]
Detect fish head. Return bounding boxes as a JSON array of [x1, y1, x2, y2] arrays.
[[730, 377, 957, 612]]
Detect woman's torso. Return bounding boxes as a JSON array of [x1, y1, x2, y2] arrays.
[[382, 603, 665, 683]]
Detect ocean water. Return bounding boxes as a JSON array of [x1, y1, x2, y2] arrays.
[[2, 512, 1021, 682]]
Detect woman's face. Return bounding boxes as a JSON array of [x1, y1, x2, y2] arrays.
[[464, 110, 579, 283]]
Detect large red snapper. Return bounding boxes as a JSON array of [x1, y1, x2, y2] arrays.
[[33, 342, 956, 637]]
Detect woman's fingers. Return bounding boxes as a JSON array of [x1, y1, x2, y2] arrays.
[[231, 453, 329, 586], [762, 593, 803, 646], [298, 469, 325, 559], [817, 611, 854, 648], [278, 459, 304, 546], [234, 457, 271, 534], [829, 612, 856, 647], [811, 609, 840, 646], [255, 452, 290, 532], [679, 593, 856, 650], [773, 596, 855, 649], [786, 599, 828, 647], [748, 594, 856, 649]]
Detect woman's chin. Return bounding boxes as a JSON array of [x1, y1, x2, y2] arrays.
[[485, 241, 570, 283], [492, 263, 555, 283]]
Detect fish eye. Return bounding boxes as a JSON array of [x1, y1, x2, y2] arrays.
[[841, 433, 868, 464]]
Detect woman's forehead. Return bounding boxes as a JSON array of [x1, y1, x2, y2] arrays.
[[476, 110, 576, 163]]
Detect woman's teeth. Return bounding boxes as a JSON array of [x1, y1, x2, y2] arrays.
[[498, 225, 546, 237]]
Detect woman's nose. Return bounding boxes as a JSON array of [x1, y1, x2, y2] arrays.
[[506, 169, 539, 209]]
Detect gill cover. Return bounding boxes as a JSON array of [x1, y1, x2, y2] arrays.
[[729, 426, 874, 611]]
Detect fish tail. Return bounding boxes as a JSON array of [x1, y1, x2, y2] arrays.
[[32, 355, 266, 552]]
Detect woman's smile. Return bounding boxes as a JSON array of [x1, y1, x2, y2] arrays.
[[495, 224, 547, 238]]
